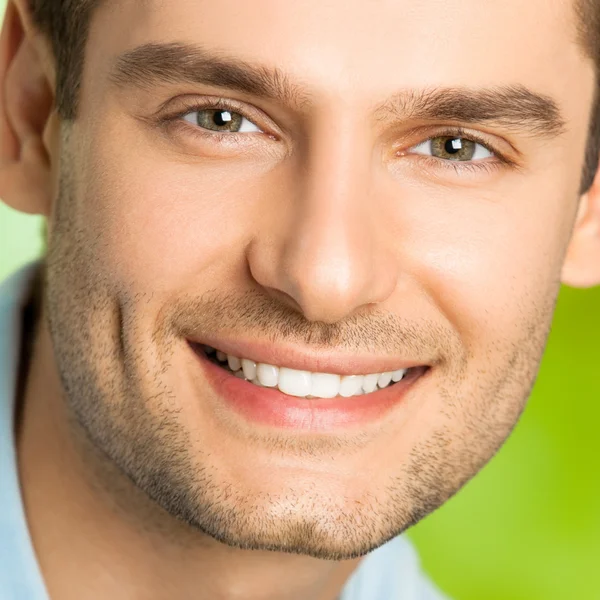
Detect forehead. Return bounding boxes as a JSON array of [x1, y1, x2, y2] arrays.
[[90, 0, 591, 113]]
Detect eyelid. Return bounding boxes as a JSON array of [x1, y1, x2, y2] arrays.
[[182, 109, 262, 133], [398, 126, 517, 166], [158, 95, 277, 138], [410, 137, 494, 166], [410, 128, 494, 154]]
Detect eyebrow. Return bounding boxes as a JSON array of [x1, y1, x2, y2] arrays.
[[110, 42, 311, 109], [375, 85, 566, 138], [111, 42, 566, 138]]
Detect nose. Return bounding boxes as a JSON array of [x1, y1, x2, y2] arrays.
[[248, 112, 398, 324]]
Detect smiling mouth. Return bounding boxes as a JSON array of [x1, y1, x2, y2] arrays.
[[190, 342, 426, 400]]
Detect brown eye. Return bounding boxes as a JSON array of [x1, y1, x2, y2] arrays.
[[197, 109, 242, 132], [431, 137, 476, 161], [411, 136, 494, 161], [183, 109, 261, 133]]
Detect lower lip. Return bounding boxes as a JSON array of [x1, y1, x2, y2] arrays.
[[188, 342, 425, 431]]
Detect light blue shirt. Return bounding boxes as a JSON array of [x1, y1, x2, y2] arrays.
[[0, 263, 450, 600]]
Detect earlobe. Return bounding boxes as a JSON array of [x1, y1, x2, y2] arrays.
[[561, 168, 600, 288], [0, 0, 55, 217]]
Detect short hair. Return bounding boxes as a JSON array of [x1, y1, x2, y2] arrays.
[[575, 0, 600, 191], [28, 0, 600, 191]]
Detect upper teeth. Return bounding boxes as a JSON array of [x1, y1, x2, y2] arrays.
[[204, 346, 407, 398]]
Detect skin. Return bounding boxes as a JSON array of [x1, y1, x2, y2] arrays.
[[1, 0, 600, 598]]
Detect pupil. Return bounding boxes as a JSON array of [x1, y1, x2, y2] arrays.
[[213, 110, 233, 127], [445, 138, 462, 154]]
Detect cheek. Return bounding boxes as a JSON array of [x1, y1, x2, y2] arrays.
[[82, 145, 274, 294], [394, 178, 574, 349]]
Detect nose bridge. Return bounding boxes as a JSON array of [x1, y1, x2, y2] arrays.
[[304, 114, 370, 217], [296, 113, 369, 246], [274, 110, 397, 322]]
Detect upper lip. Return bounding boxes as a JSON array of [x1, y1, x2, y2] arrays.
[[187, 335, 430, 376]]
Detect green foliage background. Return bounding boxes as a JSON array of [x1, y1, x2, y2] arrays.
[[1, 2, 599, 598]]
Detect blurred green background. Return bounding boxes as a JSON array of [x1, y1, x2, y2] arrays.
[[1, 1, 599, 599]]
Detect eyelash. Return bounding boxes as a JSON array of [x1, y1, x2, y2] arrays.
[[160, 97, 271, 146], [160, 99, 515, 174], [402, 126, 515, 175]]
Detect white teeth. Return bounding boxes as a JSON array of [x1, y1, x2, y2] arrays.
[[362, 373, 379, 393], [311, 373, 341, 398], [377, 372, 393, 388], [241, 358, 257, 380], [278, 368, 312, 397], [339, 375, 364, 397], [392, 368, 407, 382], [256, 363, 279, 387], [208, 349, 410, 397], [227, 355, 241, 372]]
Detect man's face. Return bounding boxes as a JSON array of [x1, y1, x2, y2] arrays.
[[44, 0, 595, 557]]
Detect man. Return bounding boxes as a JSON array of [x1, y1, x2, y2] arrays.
[[0, 0, 599, 597]]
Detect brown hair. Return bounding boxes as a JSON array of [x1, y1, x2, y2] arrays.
[[576, 0, 600, 190], [28, 0, 600, 191], [28, 0, 100, 119]]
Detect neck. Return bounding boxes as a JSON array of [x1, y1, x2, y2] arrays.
[[16, 312, 361, 600]]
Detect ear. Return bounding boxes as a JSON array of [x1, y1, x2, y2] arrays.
[[561, 164, 600, 288], [0, 0, 56, 217]]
